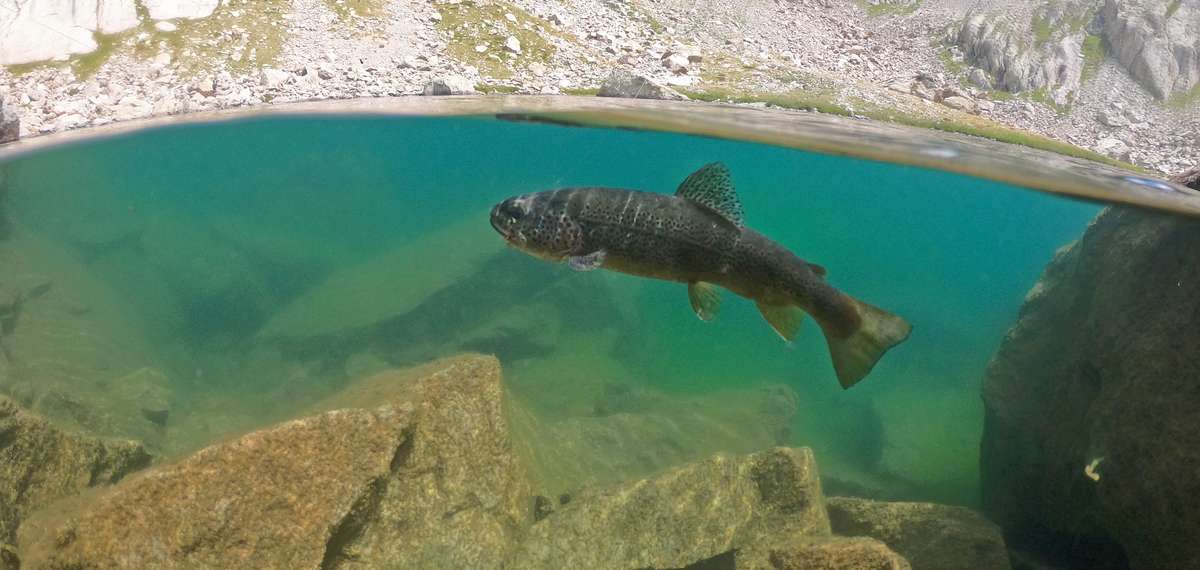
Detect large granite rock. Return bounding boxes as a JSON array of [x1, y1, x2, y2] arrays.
[[827, 497, 1010, 570], [141, 0, 220, 20], [22, 354, 531, 569], [513, 383, 799, 499], [510, 447, 829, 569], [980, 169, 1200, 569], [0, 396, 150, 547], [597, 71, 689, 100], [1101, 0, 1200, 100], [0, 0, 139, 64], [766, 537, 910, 570]]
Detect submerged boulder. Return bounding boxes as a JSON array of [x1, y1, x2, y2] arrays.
[[22, 355, 530, 569], [510, 447, 830, 569], [980, 169, 1200, 569], [827, 497, 1010, 570], [766, 537, 910, 570], [0, 396, 150, 547]]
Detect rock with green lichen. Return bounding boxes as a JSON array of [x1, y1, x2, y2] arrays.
[[0, 396, 151, 548], [21, 355, 530, 569], [509, 446, 829, 569], [826, 497, 1010, 570]]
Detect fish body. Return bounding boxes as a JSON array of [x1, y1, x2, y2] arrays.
[[490, 163, 911, 388]]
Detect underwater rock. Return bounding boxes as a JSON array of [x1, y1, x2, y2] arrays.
[[106, 367, 171, 427], [315, 355, 532, 568], [765, 536, 910, 570], [509, 447, 829, 569], [23, 354, 529, 569], [980, 172, 1200, 569], [597, 71, 689, 100], [512, 383, 799, 499], [0, 396, 150, 546], [23, 405, 413, 569], [826, 497, 1010, 570]]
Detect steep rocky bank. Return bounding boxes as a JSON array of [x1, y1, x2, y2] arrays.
[[979, 168, 1200, 569], [0, 0, 1195, 173]]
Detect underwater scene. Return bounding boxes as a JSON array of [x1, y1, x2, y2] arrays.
[[2, 112, 1195, 569]]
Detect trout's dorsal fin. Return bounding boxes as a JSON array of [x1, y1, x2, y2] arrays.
[[676, 162, 744, 228]]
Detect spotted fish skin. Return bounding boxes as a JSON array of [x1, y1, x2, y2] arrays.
[[489, 163, 911, 388]]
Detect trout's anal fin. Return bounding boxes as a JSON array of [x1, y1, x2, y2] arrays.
[[676, 162, 744, 228], [688, 282, 722, 321], [568, 250, 607, 271], [756, 300, 806, 341]]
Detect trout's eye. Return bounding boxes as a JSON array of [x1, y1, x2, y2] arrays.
[[502, 199, 530, 222]]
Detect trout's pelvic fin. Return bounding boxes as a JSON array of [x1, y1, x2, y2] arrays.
[[756, 301, 806, 342], [568, 250, 607, 271], [687, 282, 722, 321], [817, 297, 912, 389], [676, 162, 744, 228]]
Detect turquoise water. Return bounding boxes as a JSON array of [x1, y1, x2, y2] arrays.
[[0, 115, 1100, 506]]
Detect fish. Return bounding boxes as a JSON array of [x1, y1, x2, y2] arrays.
[[489, 162, 912, 388]]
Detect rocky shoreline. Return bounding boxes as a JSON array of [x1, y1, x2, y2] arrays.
[[1, 0, 1197, 174]]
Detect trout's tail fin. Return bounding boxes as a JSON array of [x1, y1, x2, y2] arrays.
[[816, 296, 912, 389]]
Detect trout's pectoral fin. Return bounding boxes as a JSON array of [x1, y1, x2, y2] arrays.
[[756, 301, 806, 342], [687, 282, 722, 321], [568, 250, 607, 271]]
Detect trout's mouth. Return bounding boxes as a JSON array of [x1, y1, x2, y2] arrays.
[[489, 203, 525, 246]]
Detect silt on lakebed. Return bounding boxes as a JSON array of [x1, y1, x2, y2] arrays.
[[0, 96, 1198, 569]]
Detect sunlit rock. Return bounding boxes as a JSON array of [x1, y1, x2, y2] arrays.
[[0, 0, 138, 64]]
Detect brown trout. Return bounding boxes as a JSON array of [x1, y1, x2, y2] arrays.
[[489, 162, 912, 388]]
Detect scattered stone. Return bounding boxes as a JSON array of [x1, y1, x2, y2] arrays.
[[421, 75, 478, 96], [0, 396, 151, 545], [597, 71, 688, 100], [504, 36, 521, 54], [1097, 109, 1128, 128], [968, 68, 992, 90], [192, 76, 216, 96], [259, 67, 291, 89], [510, 447, 829, 569], [941, 95, 976, 113], [154, 21, 177, 32], [1095, 137, 1131, 162], [663, 52, 690, 74], [827, 497, 1010, 570], [528, 62, 547, 77], [0, 100, 17, 144], [975, 99, 995, 114], [111, 94, 152, 121]]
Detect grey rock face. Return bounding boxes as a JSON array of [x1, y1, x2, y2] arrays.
[[421, 75, 478, 96], [1101, 0, 1200, 100], [0, 100, 16, 144], [980, 169, 1200, 569], [827, 497, 1011, 570], [597, 71, 689, 100], [955, 7, 1086, 105]]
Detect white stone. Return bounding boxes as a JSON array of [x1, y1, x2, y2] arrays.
[[504, 36, 521, 54], [475, 44, 488, 53], [114, 95, 154, 121], [528, 62, 547, 77], [504, 12, 516, 23], [54, 113, 88, 130], [155, 21, 178, 32], [1097, 110, 1128, 128], [942, 95, 976, 113], [259, 67, 291, 89], [1095, 137, 1132, 162], [153, 52, 172, 66], [193, 76, 215, 96], [142, 0, 221, 20]]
